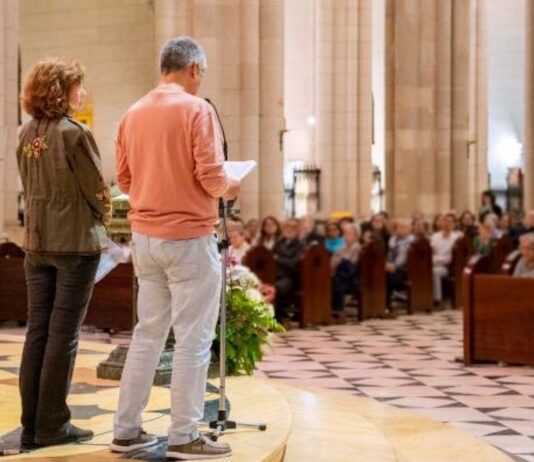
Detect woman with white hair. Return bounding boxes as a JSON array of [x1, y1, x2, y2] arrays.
[[513, 233, 534, 278]]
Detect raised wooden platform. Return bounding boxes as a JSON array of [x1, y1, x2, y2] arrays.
[[0, 335, 291, 462]]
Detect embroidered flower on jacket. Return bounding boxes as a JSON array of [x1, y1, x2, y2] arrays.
[[23, 135, 48, 159], [96, 187, 113, 227]]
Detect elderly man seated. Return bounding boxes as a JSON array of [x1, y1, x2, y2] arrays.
[[513, 233, 534, 278], [385, 218, 415, 308]]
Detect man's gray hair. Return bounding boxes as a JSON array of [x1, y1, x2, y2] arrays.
[[160, 36, 207, 74], [520, 232, 534, 248]]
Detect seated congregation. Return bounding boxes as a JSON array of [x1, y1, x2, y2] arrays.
[[3, 191, 534, 370], [224, 190, 534, 330]]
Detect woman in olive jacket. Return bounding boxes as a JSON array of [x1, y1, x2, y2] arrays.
[[16, 57, 111, 449]]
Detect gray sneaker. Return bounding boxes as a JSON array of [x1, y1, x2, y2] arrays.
[[109, 430, 158, 453], [166, 434, 232, 460]]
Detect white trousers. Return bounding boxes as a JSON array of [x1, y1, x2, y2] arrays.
[[432, 265, 449, 302], [113, 232, 221, 445]]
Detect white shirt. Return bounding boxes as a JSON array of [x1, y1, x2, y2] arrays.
[[262, 237, 277, 251], [229, 241, 251, 264], [430, 231, 462, 266]]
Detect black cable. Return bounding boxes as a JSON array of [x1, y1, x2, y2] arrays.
[[204, 98, 228, 161]]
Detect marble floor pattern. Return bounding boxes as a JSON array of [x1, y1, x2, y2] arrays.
[[254, 311, 534, 462], [2, 310, 534, 460]]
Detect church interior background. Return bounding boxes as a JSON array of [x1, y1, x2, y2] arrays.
[[2, 1, 534, 461]]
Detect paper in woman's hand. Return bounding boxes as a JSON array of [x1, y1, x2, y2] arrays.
[[223, 160, 257, 182], [95, 238, 130, 283]]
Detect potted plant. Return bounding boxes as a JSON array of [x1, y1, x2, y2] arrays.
[[210, 263, 284, 376]]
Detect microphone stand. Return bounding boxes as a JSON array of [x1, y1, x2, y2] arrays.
[[205, 98, 266, 441]]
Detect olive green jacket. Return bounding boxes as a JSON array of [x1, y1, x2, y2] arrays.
[[16, 116, 111, 255]]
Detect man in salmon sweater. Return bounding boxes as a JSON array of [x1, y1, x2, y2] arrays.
[[110, 36, 239, 460]]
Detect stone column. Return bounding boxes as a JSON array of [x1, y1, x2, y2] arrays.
[[385, 0, 485, 217], [314, 0, 334, 214], [524, 0, 534, 211], [450, 0, 488, 212], [356, 0, 373, 215], [239, 0, 261, 218], [451, 0, 471, 210], [470, 0, 488, 209], [259, 0, 285, 217], [315, 0, 372, 217], [386, 0, 431, 216], [0, 0, 19, 235]]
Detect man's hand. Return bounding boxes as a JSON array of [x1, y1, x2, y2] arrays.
[[385, 262, 396, 273], [223, 179, 240, 201]]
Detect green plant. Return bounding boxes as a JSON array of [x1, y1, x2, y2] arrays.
[[212, 282, 284, 376]]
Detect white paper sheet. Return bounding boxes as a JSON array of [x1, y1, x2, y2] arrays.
[[223, 160, 257, 181], [95, 238, 131, 283]]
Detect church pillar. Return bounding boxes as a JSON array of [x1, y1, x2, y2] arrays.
[[258, 0, 285, 218], [386, 0, 486, 217], [524, 0, 534, 211], [0, 0, 19, 235], [315, 0, 372, 217]]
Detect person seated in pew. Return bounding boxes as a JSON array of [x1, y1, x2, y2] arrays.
[[331, 224, 361, 312], [499, 212, 514, 236], [385, 218, 415, 308], [479, 189, 503, 222], [432, 213, 445, 233], [244, 218, 259, 245], [511, 210, 534, 248], [299, 215, 324, 245], [513, 233, 534, 278], [228, 221, 251, 265], [258, 215, 282, 250], [412, 214, 430, 238], [273, 218, 305, 320], [324, 221, 345, 253], [459, 210, 478, 240], [430, 213, 462, 306], [474, 213, 503, 257], [361, 213, 391, 249]]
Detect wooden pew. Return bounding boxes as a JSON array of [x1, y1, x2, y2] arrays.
[[242, 245, 276, 285], [0, 241, 136, 331], [297, 244, 332, 327], [448, 235, 475, 309], [501, 250, 521, 275], [406, 238, 433, 314], [465, 235, 514, 277], [487, 235, 514, 273], [358, 240, 387, 320], [85, 262, 136, 331], [463, 260, 534, 366], [0, 242, 27, 323]]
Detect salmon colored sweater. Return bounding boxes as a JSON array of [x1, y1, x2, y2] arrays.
[[116, 83, 229, 240]]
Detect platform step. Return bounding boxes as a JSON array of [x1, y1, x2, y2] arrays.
[[270, 381, 513, 462]]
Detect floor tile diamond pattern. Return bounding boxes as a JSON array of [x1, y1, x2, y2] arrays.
[[256, 311, 534, 461]]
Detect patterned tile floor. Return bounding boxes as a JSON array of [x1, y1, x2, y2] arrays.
[[2, 310, 534, 460], [254, 311, 534, 462]]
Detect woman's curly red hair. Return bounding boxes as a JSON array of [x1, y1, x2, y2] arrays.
[[21, 57, 84, 119]]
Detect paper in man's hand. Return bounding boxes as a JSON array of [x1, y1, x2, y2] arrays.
[[223, 160, 257, 182]]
